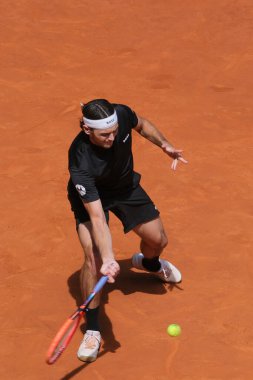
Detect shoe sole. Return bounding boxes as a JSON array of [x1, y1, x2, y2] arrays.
[[156, 275, 182, 284], [77, 343, 101, 363], [77, 355, 98, 362]]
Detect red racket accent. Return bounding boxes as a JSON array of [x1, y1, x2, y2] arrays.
[[46, 312, 83, 364]]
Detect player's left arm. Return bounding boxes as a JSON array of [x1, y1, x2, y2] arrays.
[[134, 114, 188, 170]]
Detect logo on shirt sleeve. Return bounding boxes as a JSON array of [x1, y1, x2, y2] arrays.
[[75, 184, 86, 196], [123, 133, 130, 143]]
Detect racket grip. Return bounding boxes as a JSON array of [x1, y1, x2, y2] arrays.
[[93, 275, 108, 293]]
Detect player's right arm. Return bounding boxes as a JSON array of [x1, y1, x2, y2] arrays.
[[68, 140, 119, 282], [82, 199, 120, 283]]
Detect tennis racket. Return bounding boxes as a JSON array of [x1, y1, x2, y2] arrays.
[[46, 275, 108, 365]]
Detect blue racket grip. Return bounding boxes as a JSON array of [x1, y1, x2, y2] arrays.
[[93, 275, 108, 294], [81, 276, 109, 310]]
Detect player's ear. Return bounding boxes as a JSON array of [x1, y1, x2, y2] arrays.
[[80, 119, 91, 134], [82, 123, 91, 135]]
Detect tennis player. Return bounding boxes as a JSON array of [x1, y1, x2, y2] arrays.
[[67, 99, 187, 362]]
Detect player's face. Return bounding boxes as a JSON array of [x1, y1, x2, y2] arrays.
[[89, 124, 119, 148]]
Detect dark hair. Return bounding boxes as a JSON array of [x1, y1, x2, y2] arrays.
[[81, 99, 114, 120]]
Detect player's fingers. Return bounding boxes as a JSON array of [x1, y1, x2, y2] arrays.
[[109, 267, 119, 277], [171, 159, 178, 170], [107, 276, 115, 283], [178, 157, 188, 164], [109, 261, 120, 274], [174, 149, 183, 153], [100, 270, 115, 283], [100, 261, 120, 282]]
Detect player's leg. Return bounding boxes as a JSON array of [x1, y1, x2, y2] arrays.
[[78, 221, 102, 307], [132, 217, 181, 283], [67, 189, 107, 361], [133, 216, 168, 259], [76, 221, 102, 362], [109, 183, 181, 283]]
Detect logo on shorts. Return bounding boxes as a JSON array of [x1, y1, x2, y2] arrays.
[[75, 184, 86, 196]]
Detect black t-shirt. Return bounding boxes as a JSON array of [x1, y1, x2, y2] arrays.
[[68, 104, 140, 203]]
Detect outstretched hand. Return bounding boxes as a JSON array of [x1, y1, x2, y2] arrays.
[[161, 143, 188, 171], [100, 259, 120, 283]]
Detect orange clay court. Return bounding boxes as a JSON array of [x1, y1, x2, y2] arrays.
[[0, 1, 252, 379]]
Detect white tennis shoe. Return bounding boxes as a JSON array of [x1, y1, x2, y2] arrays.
[[77, 330, 101, 362], [132, 253, 182, 283]]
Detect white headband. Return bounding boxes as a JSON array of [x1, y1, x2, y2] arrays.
[[83, 111, 118, 130]]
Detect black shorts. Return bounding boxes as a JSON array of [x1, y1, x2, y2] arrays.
[[68, 185, 160, 233]]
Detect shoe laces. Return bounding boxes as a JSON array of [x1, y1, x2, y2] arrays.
[[83, 334, 99, 349], [160, 263, 172, 281]]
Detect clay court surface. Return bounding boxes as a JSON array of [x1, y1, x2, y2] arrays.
[[1, 0, 253, 379]]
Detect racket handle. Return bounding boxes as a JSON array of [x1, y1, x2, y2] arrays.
[[93, 275, 108, 293], [84, 275, 109, 308]]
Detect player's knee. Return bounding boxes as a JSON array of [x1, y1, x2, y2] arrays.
[[152, 231, 168, 250], [147, 234, 168, 250], [161, 233, 168, 249], [157, 232, 168, 250]]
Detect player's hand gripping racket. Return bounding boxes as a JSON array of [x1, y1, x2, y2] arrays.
[[46, 275, 108, 365]]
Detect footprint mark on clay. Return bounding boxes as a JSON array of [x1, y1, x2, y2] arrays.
[[148, 74, 173, 90], [166, 340, 180, 371], [61, 104, 78, 114], [210, 84, 234, 92]]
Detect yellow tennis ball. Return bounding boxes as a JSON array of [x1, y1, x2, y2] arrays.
[[167, 324, 181, 337]]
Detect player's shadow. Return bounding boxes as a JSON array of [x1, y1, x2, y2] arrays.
[[60, 258, 183, 379]]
